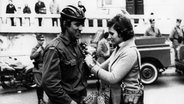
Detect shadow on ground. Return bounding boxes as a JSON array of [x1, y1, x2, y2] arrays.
[[0, 86, 35, 94]]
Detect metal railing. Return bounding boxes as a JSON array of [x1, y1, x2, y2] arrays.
[[0, 14, 61, 33], [0, 14, 180, 34]]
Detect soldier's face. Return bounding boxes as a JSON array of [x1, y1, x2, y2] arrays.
[[151, 21, 155, 28], [38, 40, 44, 45], [67, 21, 83, 40], [176, 22, 181, 27]]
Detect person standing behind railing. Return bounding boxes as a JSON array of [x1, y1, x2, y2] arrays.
[[23, 4, 31, 26], [23, 4, 31, 14], [49, 0, 60, 26], [35, 0, 46, 26], [78, 1, 86, 13], [6, 0, 16, 26]]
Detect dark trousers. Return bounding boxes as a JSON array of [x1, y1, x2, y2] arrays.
[[36, 86, 44, 100], [68, 89, 87, 104], [47, 89, 87, 104], [20, 18, 22, 26], [10, 17, 15, 26], [38, 18, 42, 26]]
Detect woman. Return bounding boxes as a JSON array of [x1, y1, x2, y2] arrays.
[[85, 14, 144, 104]]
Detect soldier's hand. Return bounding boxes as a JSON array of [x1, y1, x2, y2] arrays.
[[85, 54, 96, 68], [36, 47, 42, 52]]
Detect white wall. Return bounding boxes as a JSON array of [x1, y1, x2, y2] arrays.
[[144, 0, 184, 18]]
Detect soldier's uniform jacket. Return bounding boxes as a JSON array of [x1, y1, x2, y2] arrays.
[[6, 4, 16, 13], [145, 27, 161, 37], [41, 35, 89, 104], [169, 26, 183, 42], [30, 43, 44, 86], [30, 44, 44, 69]]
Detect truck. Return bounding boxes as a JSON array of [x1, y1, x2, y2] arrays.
[[135, 36, 171, 84]]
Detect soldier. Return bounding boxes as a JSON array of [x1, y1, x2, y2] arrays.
[[144, 19, 162, 37], [169, 19, 183, 60], [41, 5, 90, 104], [6, 0, 17, 26], [30, 34, 46, 104]]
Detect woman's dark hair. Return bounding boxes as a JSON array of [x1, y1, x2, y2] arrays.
[[178, 36, 183, 44], [107, 14, 134, 41]]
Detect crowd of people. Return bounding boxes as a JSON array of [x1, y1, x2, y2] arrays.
[[5, 0, 87, 27]]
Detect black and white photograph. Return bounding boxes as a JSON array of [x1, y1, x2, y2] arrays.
[[0, 0, 184, 104]]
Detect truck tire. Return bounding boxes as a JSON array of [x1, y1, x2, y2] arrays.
[[140, 63, 158, 84]]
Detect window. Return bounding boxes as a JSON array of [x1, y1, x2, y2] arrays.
[[97, 19, 102, 27], [105, 0, 112, 5], [89, 19, 93, 27]]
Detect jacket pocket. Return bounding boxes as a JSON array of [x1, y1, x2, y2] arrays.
[[64, 59, 77, 66]]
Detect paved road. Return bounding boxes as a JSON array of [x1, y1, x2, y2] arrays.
[[0, 67, 184, 104], [144, 67, 184, 104]]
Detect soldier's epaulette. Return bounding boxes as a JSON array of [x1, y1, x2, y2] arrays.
[[48, 46, 56, 50]]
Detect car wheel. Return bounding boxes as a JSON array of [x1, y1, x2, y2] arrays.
[[140, 63, 158, 84]]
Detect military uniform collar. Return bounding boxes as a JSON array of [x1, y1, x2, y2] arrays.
[[59, 34, 78, 46]]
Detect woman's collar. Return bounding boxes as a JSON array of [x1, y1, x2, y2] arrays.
[[118, 38, 135, 48]]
